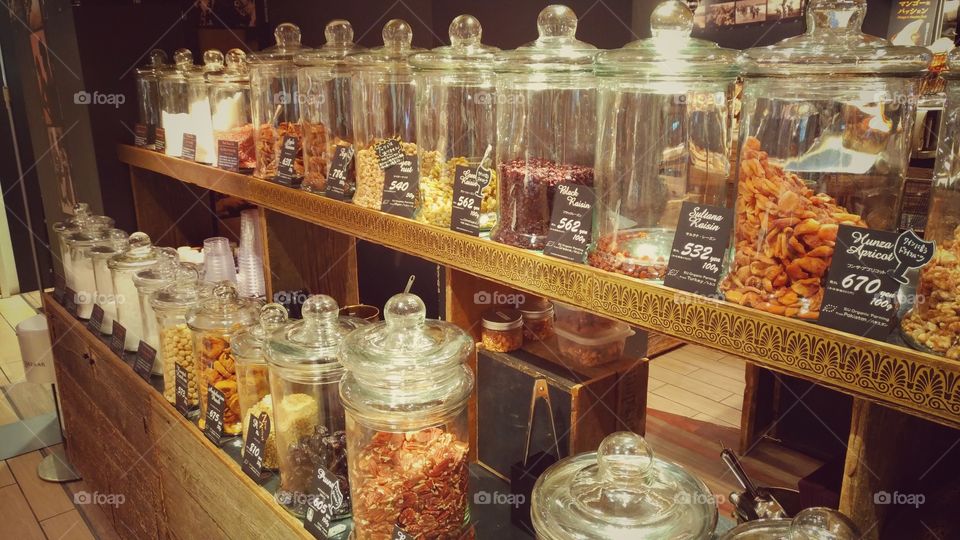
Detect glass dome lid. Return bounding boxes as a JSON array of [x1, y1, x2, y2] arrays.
[[234, 302, 289, 361], [88, 229, 129, 258], [266, 294, 368, 369], [161, 48, 200, 82], [494, 5, 598, 74], [135, 49, 170, 77], [945, 46, 960, 78], [107, 232, 161, 270], [741, 0, 930, 76], [186, 281, 259, 332], [206, 49, 250, 83], [294, 20, 365, 66], [346, 19, 424, 70], [532, 432, 718, 540], [595, 0, 739, 78], [150, 274, 205, 312], [410, 14, 500, 71], [248, 22, 310, 64], [132, 248, 182, 288], [185, 49, 224, 81], [718, 507, 859, 540]]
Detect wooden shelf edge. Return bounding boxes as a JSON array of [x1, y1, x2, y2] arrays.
[[117, 144, 960, 431]]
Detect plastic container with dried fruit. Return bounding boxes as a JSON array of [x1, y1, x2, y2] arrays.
[[186, 282, 259, 436], [266, 295, 368, 518], [553, 300, 619, 335], [249, 23, 310, 180], [108, 232, 165, 352], [481, 308, 522, 352], [555, 322, 634, 368], [720, 0, 929, 320], [134, 50, 169, 150], [207, 49, 255, 169], [490, 6, 599, 250], [410, 15, 499, 230], [519, 297, 555, 342], [589, 1, 738, 281], [340, 292, 474, 540], [153, 277, 208, 407]]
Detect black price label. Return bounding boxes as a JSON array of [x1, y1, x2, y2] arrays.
[[890, 229, 935, 284], [391, 524, 411, 540], [53, 272, 66, 304], [133, 341, 155, 382], [664, 202, 734, 297], [450, 164, 490, 236], [303, 465, 346, 539], [819, 225, 904, 340], [154, 127, 166, 153], [274, 135, 301, 186], [544, 182, 595, 262], [374, 139, 404, 170], [241, 412, 271, 483], [63, 287, 78, 317], [110, 321, 126, 357], [204, 385, 226, 446], [380, 156, 419, 218], [181, 133, 197, 161], [174, 363, 191, 416], [217, 139, 239, 173], [325, 145, 354, 200], [134, 123, 148, 147], [87, 304, 105, 334]]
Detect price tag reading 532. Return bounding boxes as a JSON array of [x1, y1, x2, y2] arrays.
[[664, 203, 733, 297]]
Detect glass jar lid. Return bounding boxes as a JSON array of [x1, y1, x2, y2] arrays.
[[234, 303, 290, 363], [54, 203, 115, 236], [481, 308, 522, 331], [346, 19, 424, 71], [248, 22, 309, 65], [160, 48, 200, 82], [64, 228, 107, 248], [532, 431, 718, 539], [267, 294, 368, 370], [185, 49, 224, 81], [206, 49, 250, 83], [718, 507, 859, 540], [494, 5, 598, 74], [89, 229, 129, 259], [595, 0, 739, 78], [135, 49, 169, 77], [107, 232, 162, 270], [519, 297, 554, 318], [945, 47, 960, 78], [186, 281, 259, 333], [741, 0, 930, 76], [410, 14, 499, 71], [150, 275, 205, 313], [294, 20, 365, 66], [132, 248, 181, 291]]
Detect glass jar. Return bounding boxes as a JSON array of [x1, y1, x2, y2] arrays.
[[208, 49, 255, 170], [295, 20, 364, 195], [347, 19, 424, 210], [135, 49, 169, 149], [481, 308, 522, 352], [232, 303, 289, 471], [159, 49, 197, 157], [532, 431, 717, 539], [719, 0, 929, 320], [64, 229, 109, 320], [249, 23, 309, 180], [108, 233, 164, 352], [339, 292, 474, 539], [183, 49, 223, 163], [718, 507, 859, 540], [89, 230, 129, 334], [186, 282, 259, 436], [153, 278, 207, 406], [411, 15, 499, 229], [519, 297, 555, 341], [54, 203, 115, 292], [589, 1, 738, 280], [490, 5, 599, 250], [266, 295, 368, 518], [133, 252, 181, 374]]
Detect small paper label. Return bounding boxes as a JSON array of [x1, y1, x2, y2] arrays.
[[380, 156, 419, 218], [204, 385, 226, 446], [174, 363, 191, 416], [274, 135, 301, 186], [450, 165, 489, 236], [133, 341, 155, 382], [87, 304, 104, 334], [325, 145, 354, 201], [181, 133, 197, 161], [109, 321, 126, 357], [134, 123, 148, 147], [154, 127, 166, 153], [63, 288, 78, 317], [374, 139, 404, 170], [217, 139, 239, 173], [664, 202, 734, 298], [241, 412, 271, 483], [543, 183, 595, 262]]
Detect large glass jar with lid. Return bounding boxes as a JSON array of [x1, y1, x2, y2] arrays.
[[490, 5, 600, 250], [135, 49, 168, 149], [411, 15, 499, 230], [133, 252, 181, 374], [532, 431, 718, 539], [339, 292, 474, 539], [295, 20, 364, 195], [719, 0, 930, 320], [183, 49, 223, 163], [186, 282, 259, 436], [719, 507, 859, 540], [232, 303, 289, 471], [159, 49, 198, 157], [266, 295, 368, 519], [54, 203, 115, 292], [348, 19, 424, 210], [153, 277, 207, 406], [208, 49, 255, 170], [63, 228, 110, 319], [249, 23, 309, 180], [109, 232, 164, 352], [90, 229, 129, 334], [589, 1, 738, 280]]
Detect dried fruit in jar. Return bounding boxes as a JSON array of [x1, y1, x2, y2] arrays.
[[302, 122, 328, 190], [589, 230, 669, 280], [214, 123, 256, 169], [417, 155, 498, 229], [901, 226, 960, 359], [243, 395, 279, 470], [255, 122, 304, 179], [197, 334, 242, 435]]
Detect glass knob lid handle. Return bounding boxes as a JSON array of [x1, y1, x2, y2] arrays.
[[146, 49, 168, 67], [325, 19, 354, 45], [382, 19, 413, 50], [224, 49, 247, 72], [274, 22, 302, 48], [173, 48, 193, 68], [449, 14, 482, 47], [203, 49, 224, 69], [211, 281, 240, 306], [650, 0, 694, 37], [596, 431, 655, 485], [383, 292, 426, 329], [537, 5, 578, 38], [806, 0, 866, 32], [258, 302, 289, 333]]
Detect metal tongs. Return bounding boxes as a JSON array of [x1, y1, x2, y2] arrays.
[[721, 442, 788, 521]]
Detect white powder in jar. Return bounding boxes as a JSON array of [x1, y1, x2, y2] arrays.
[[73, 253, 96, 319], [114, 272, 143, 352]]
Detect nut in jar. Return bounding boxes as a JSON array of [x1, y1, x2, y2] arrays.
[[161, 323, 198, 405], [902, 226, 960, 358]]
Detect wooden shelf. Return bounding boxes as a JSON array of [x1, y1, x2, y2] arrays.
[[117, 144, 960, 431]]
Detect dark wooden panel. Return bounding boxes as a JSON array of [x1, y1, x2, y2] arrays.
[[129, 166, 216, 248]]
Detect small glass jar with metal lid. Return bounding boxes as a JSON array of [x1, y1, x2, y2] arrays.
[[159, 49, 198, 157], [410, 14, 500, 230], [266, 295, 368, 519], [232, 303, 289, 471], [186, 282, 259, 436], [135, 49, 169, 149], [133, 251, 181, 374], [519, 297, 555, 342], [589, 0, 739, 280], [490, 5, 600, 250], [532, 431, 718, 539], [339, 292, 474, 539], [89, 229, 129, 334], [719, 507, 859, 540], [153, 277, 208, 406], [249, 23, 310, 180], [719, 0, 930, 320], [295, 20, 364, 195], [481, 307, 522, 352], [182, 49, 223, 163], [108, 232, 164, 352], [207, 49, 255, 170], [347, 19, 425, 210]]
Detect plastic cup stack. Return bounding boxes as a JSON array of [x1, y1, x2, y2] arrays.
[[236, 209, 265, 299], [202, 236, 237, 285]]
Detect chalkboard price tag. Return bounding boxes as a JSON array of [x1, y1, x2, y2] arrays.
[[380, 156, 419, 218], [241, 412, 271, 483], [181, 133, 197, 161], [890, 229, 935, 284], [325, 145, 354, 201], [544, 182, 595, 263], [63, 288, 78, 317], [154, 127, 166, 153], [204, 385, 226, 446], [134, 123, 148, 147], [391, 524, 411, 540], [217, 139, 239, 173], [53, 272, 66, 304], [450, 165, 488, 236], [174, 363, 191, 416], [664, 202, 734, 297], [87, 304, 105, 334], [133, 341, 155, 382], [374, 139, 404, 170], [110, 321, 126, 357], [819, 225, 906, 340], [303, 465, 347, 539], [274, 135, 301, 186]]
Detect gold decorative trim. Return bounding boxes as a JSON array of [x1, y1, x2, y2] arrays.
[[118, 145, 960, 429]]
